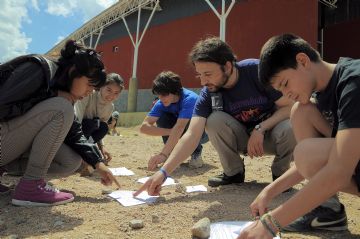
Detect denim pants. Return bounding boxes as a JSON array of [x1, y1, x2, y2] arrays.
[[156, 112, 208, 156]]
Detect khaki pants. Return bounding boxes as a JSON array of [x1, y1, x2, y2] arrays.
[[0, 97, 82, 180], [205, 111, 296, 177]]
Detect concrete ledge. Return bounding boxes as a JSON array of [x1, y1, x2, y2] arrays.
[[118, 112, 147, 127]]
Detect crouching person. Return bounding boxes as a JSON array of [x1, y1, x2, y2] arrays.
[[0, 40, 120, 206]]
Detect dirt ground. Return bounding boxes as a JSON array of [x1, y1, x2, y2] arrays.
[[0, 126, 359, 239]]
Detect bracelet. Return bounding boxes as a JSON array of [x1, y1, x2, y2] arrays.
[[261, 213, 282, 237], [159, 152, 168, 159], [260, 216, 277, 237], [159, 167, 169, 181], [268, 213, 282, 234]]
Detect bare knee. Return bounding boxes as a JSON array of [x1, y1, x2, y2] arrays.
[[294, 139, 327, 179], [290, 102, 317, 125]]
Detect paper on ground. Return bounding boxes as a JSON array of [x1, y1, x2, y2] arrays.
[[108, 190, 158, 206], [186, 185, 207, 193], [137, 176, 176, 186], [109, 167, 135, 176], [210, 221, 280, 239]]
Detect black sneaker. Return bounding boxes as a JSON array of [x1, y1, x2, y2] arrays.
[[283, 203, 348, 232], [208, 171, 245, 187]]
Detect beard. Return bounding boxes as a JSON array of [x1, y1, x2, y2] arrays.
[[205, 72, 230, 92]]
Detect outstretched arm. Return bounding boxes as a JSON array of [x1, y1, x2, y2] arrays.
[[140, 116, 171, 136], [134, 116, 206, 196], [147, 118, 189, 170]]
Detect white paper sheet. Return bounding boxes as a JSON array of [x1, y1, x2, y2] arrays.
[[137, 176, 176, 186], [109, 167, 135, 176], [108, 190, 158, 206], [210, 221, 280, 239], [186, 185, 207, 193]]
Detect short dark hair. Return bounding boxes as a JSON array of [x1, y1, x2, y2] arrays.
[[152, 71, 182, 96], [188, 37, 236, 66], [259, 33, 321, 86], [105, 72, 124, 90]]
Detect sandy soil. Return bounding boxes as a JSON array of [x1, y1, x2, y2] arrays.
[[0, 126, 359, 239]]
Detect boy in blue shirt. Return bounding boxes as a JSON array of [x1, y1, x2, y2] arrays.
[[140, 71, 207, 170]]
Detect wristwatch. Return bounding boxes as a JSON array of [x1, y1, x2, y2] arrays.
[[254, 124, 265, 134]]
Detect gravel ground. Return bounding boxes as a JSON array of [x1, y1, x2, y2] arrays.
[[0, 126, 359, 239]]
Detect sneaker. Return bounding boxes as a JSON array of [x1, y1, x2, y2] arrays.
[[208, 171, 245, 187], [189, 152, 204, 169], [12, 178, 74, 206], [283, 203, 348, 232]]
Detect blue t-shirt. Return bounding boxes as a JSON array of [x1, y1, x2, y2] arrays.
[[193, 59, 282, 128], [148, 88, 198, 119]]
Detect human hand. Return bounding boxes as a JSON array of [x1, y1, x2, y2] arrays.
[[250, 190, 270, 218], [148, 154, 167, 171], [247, 130, 264, 158], [101, 148, 112, 164], [237, 220, 273, 239], [133, 171, 165, 196], [96, 162, 121, 188]]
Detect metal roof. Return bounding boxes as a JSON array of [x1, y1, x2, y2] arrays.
[[46, 0, 161, 55]]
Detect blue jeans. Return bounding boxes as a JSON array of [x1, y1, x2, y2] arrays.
[[156, 112, 208, 156]]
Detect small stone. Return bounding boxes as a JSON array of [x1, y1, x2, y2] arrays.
[[156, 196, 166, 203], [191, 217, 211, 239], [151, 214, 160, 223], [129, 219, 144, 229], [175, 183, 186, 194], [102, 189, 113, 195], [9, 235, 19, 239], [54, 220, 64, 227]]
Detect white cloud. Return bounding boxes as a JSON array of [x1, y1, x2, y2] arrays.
[[0, 0, 31, 62], [0, 0, 117, 62], [31, 0, 40, 12], [46, 0, 77, 17], [46, 0, 116, 22]]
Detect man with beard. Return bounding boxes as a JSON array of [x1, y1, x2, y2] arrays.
[[135, 37, 295, 196]]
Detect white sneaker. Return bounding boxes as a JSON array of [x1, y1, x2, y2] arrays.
[[189, 154, 203, 168]]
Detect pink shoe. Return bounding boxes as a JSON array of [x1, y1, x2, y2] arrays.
[[12, 179, 74, 206]]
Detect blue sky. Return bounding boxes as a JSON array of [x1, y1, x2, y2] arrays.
[[0, 0, 117, 62]]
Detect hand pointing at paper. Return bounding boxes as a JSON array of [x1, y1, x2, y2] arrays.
[[134, 170, 165, 196]]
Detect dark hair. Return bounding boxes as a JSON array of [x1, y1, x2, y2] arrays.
[[188, 37, 236, 67], [259, 33, 321, 86], [104, 73, 124, 90], [152, 71, 182, 96], [52, 40, 106, 91]]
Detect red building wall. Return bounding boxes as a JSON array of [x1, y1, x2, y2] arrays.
[[323, 18, 360, 62], [97, 0, 318, 90]]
